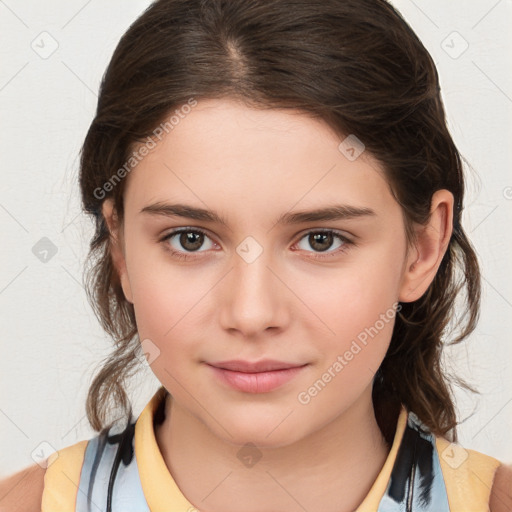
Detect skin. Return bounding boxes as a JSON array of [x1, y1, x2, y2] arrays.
[[102, 97, 453, 512]]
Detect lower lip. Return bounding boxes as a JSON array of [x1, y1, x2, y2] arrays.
[[207, 364, 307, 393]]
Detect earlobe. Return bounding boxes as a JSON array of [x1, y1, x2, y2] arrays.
[[101, 198, 134, 304], [399, 189, 454, 303]]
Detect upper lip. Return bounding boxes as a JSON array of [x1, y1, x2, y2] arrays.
[[208, 359, 306, 373]]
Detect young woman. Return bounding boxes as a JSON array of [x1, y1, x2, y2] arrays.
[[2, 0, 511, 510]]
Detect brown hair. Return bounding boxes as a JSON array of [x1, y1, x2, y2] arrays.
[[80, 0, 479, 443]]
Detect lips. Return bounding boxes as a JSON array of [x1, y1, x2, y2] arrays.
[[206, 359, 308, 393], [208, 359, 305, 373]]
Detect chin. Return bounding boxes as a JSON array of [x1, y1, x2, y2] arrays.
[[210, 414, 308, 450]]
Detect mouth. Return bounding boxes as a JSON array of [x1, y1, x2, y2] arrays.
[[206, 359, 309, 393]]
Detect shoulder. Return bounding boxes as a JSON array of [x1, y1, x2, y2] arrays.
[[490, 462, 512, 512], [0, 438, 90, 512], [0, 463, 45, 512], [433, 432, 506, 511]]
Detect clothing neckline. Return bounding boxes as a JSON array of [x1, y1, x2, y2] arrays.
[[134, 386, 409, 512]]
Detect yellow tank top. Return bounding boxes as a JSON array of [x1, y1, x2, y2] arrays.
[[41, 387, 502, 511]]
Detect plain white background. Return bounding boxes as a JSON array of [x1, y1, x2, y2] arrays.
[[0, 0, 511, 477]]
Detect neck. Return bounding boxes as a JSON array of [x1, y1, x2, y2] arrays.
[[155, 386, 392, 512]]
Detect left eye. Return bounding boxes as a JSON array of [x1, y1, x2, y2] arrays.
[[295, 230, 350, 255]]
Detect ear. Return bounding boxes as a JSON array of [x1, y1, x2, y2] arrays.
[[399, 189, 454, 303], [102, 198, 134, 304]]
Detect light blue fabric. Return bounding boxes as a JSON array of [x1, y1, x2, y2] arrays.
[[377, 412, 450, 512], [76, 426, 150, 512]]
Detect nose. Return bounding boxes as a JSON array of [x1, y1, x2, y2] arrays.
[[218, 249, 290, 338]]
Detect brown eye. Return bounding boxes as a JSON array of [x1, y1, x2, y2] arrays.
[[161, 228, 214, 255], [308, 232, 334, 252], [178, 231, 204, 251], [295, 230, 353, 258]]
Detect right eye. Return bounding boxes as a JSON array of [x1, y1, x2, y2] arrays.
[[160, 228, 218, 260]]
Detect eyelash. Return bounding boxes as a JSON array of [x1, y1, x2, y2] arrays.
[[159, 227, 354, 262]]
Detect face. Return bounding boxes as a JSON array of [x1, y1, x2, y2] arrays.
[[108, 97, 417, 448]]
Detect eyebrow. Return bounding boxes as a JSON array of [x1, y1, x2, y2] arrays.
[[139, 202, 376, 226]]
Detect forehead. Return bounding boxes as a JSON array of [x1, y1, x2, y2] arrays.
[[123, 98, 396, 223]]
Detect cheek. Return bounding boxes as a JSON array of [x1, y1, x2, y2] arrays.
[[300, 245, 403, 334], [125, 244, 200, 344], [295, 268, 401, 415], [131, 277, 205, 343], [294, 242, 404, 377], [129, 272, 202, 386]]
